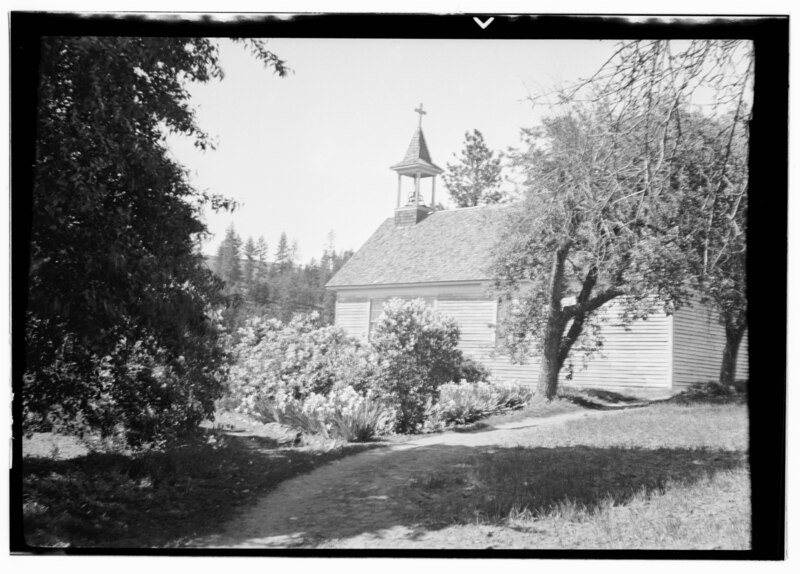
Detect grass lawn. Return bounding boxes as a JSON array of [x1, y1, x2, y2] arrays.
[[20, 395, 599, 548], [442, 387, 640, 431], [401, 402, 750, 549], [20, 412, 376, 548], [21, 389, 746, 550]]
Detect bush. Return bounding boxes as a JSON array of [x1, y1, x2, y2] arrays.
[[455, 355, 492, 383], [672, 381, 746, 404], [329, 397, 397, 442], [427, 380, 533, 428], [253, 384, 395, 442], [370, 299, 464, 433], [228, 312, 378, 413], [23, 330, 226, 448], [227, 304, 494, 439]]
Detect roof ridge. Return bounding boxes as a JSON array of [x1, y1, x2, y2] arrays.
[[431, 203, 516, 214]]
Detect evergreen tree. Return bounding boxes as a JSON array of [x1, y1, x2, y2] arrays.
[[443, 129, 505, 207], [242, 236, 257, 287], [217, 224, 243, 287], [275, 232, 292, 272], [255, 236, 268, 280]]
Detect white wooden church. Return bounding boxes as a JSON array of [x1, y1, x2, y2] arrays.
[[326, 107, 749, 392]]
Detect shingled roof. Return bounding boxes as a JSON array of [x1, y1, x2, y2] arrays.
[[390, 127, 443, 173], [326, 204, 513, 288]]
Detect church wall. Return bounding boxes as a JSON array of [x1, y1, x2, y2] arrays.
[[672, 300, 749, 387], [332, 286, 752, 392], [559, 302, 672, 390], [334, 299, 370, 341]]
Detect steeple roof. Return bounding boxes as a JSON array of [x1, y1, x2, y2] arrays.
[[402, 127, 433, 164], [391, 127, 443, 176]]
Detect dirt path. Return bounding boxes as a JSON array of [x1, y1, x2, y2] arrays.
[[189, 408, 630, 549]]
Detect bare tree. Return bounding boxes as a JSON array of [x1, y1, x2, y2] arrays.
[[494, 40, 753, 397]]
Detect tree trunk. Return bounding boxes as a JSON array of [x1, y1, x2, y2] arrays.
[[719, 313, 747, 387], [538, 308, 567, 399], [536, 243, 570, 399]]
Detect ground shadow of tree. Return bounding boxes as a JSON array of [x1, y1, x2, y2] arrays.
[[397, 444, 746, 528], [22, 425, 748, 548], [20, 432, 380, 548], [194, 440, 746, 548]]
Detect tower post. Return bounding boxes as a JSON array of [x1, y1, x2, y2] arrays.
[[396, 173, 402, 208]]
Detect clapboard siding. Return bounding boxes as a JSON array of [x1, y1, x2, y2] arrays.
[[672, 301, 749, 386], [331, 286, 744, 392], [561, 305, 672, 389], [334, 300, 369, 341], [435, 299, 497, 358], [482, 356, 539, 385], [435, 297, 671, 389]]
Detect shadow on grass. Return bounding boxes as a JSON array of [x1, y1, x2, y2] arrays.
[[400, 444, 746, 526], [560, 395, 646, 410], [22, 404, 748, 549], [560, 388, 664, 410], [185, 441, 747, 547], [451, 422, 492, 433], [579, 389, 645, 403], [21, 430, 380, 549]]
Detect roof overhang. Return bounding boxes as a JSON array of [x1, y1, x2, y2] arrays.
[[326, 279, 490, 292], [389, 160, 443, 178]]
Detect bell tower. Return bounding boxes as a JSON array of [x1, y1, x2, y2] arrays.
[[390, 103, 443, 226]]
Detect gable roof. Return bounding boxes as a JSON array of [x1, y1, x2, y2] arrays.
[[326, 204, 513, 288]]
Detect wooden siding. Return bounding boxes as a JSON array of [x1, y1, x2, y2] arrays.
[[333, 286, 687, 391], [334, 300, 370, 341], [482, 355, 540, 385], [435, 299, 498, 358], [672, 301, 749, 387], [564, 306, 672, 390], [480, 308, 672, 390]]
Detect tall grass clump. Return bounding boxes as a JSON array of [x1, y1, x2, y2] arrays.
[[426, 380, 533, 429], [255, 387, 396, 442]]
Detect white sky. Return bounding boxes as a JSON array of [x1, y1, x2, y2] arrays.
[[166, 38, 624, 261]]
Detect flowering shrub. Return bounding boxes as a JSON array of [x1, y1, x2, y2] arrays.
[[251, 384, 395, 442], [226, 304, 498, 440], [427, 379, 533, 427], [370, 299, 464, 433], [227, 312, 378, 414]]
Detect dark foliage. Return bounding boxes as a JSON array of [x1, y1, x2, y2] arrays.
[[24, 37, 287, 444], [22, 428, 369, 547], [454, 355, 492, 383], [211, 224, 353, 341]]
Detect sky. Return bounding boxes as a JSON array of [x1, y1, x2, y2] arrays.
[[165, 38, 624, 262]]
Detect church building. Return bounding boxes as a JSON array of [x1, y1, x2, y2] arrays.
[[326, 106, 749, 392]]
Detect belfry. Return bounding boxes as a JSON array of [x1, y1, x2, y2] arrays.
[[390, 103, 444, 226]]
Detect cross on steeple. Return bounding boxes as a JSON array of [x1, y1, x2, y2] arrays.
[[414, 103, 426, 128]]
